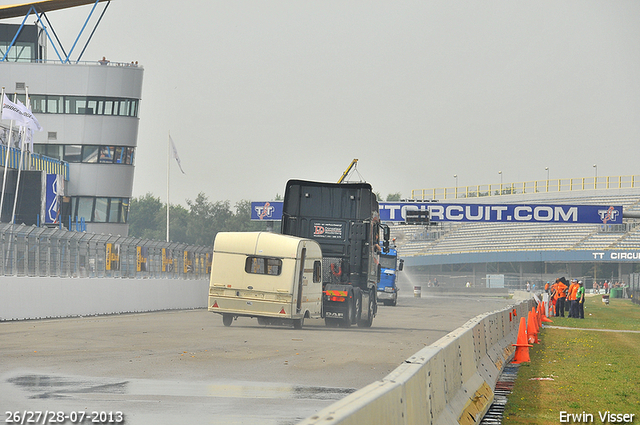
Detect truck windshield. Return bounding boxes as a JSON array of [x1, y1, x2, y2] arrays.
[[379, 255, 396, 269]]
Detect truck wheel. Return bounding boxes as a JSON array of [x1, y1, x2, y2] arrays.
[[391, 297, 397, 307], [293, 316, 304, 329], [222, 314, 233, 327], [357, 294, 374, 328], [339, 301, 352, 328]]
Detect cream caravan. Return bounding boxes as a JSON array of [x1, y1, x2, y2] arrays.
[[208, 232, 323, 329]]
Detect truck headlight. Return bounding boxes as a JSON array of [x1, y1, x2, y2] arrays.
[[384, 287, 394, 293]]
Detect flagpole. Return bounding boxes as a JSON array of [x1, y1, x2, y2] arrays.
[[11, 87, 30, 224], [166, 131, 170, 242], [11, 126, 27, 224], [0, 91, 16, 222]]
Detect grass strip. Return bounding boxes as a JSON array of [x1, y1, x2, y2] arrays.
[[503, 296, 640, 424]]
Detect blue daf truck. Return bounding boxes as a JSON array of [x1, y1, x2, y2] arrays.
[[377, 243, 403, 306]]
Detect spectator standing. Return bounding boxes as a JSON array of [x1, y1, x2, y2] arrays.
[[568, 279, 579, 318], [526, 281, 530, 292], [577, 281, 585, 319], [554, 278, 567, 317]]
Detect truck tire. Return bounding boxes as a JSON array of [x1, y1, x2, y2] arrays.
[[357, 292, 374, 328], [390, 297, 397, 307], [339, 299, 353, 328], [222, 313, 233, 327]]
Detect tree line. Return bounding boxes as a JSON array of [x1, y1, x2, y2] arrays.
[[127, 193, 269, 247], [128, 191, 403, 246]]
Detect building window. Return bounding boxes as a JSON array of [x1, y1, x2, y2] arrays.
[[126, 147, 135, 165], [68, 196, 130, 223], [63, 145, 82, 162], [47, 96, 63, 114], [120, 199, 129, 223], [76, 197, 94, 221], [33, 144, 63, 160], [99, 146, 115, 163], [24, 94, 139, 117], [108, 198, 121, 223], [82, 145, 99, 163], [34, 144, 135, 165], [94, 197, 109, 222]]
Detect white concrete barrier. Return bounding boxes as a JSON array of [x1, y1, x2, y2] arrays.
[[298, 299, 534, 425], [0, 277, 209, 320]]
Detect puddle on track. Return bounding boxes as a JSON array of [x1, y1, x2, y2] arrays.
[[3, 372, 355, 425]]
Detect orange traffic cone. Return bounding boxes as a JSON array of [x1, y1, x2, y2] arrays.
[[512, 316, 533, 363], [527, 310, 539, 344]]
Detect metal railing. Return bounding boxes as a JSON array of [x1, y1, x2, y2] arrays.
[[0, 223, 211, 279], [411, 175, 640, 200], [0, 143, 69, 180]]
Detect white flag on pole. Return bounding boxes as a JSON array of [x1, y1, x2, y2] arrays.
[[16, 98, 42, 132], [169, 134, 185, 174], [2, 94, 24, 123], [1, 94, 43, 132]]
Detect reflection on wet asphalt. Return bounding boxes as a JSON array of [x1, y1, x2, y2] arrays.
[[9, 375, 129, 399], [10, 373, 354, 400], [4, 373, 356, 425]]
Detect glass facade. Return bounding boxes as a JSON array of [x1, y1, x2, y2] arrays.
[[27, 94, 139, 117], [69, 196, 129, 223], [34, 144, 135, 165]]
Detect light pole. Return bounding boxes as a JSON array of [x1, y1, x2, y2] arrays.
[[545, 167, 549, 192], [593, 164, 597, 189], [454, 174, 458, 198], [498, 171, 502, 194]]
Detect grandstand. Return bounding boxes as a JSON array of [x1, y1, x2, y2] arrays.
[[393, 177, 640, 291]]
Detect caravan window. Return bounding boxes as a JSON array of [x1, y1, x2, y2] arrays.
[[313, 261, 321, 283], [245, 257, 282, 276]]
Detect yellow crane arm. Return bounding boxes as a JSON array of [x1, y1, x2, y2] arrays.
[[337, 159, 358, 184]]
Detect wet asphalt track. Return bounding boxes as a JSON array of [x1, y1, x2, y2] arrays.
[[1, 293, 515, 425]]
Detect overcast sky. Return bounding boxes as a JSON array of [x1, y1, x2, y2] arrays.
[[3, 1, 640, 206]]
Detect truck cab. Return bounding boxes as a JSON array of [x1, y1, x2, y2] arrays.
[[376, 246, 403, 306], [281, 179, 387, 327]]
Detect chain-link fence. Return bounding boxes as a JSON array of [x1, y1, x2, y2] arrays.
[[0, 223, 212, 279]]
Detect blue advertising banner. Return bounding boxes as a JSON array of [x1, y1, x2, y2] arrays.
[[44, 174, 62, 224], [250, 201, 284, 221], [379, 203, 623, 224], [251, 201, 623, 225]]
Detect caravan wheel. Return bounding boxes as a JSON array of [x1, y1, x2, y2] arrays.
[[222, 314, 233, 327], [293, 316, 305, 329]]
